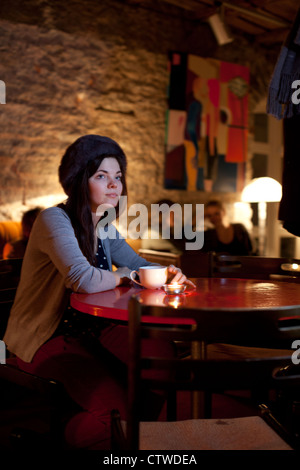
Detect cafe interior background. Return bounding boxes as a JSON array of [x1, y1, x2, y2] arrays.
[[0, 0, 299, 258]]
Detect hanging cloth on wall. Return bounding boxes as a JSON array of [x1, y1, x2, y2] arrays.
[[278, 114, 300, 237], [267, 7, 300, 237], [267, 7, 300, 119]]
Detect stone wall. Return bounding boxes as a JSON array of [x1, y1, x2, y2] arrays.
[[0, 0, 279, 220]]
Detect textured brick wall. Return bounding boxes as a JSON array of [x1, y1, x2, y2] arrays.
[[0, 0, 278, 220]]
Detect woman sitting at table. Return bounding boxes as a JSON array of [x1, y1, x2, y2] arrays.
[[203, 199, 253, 255], [3, 134, 192, 450]]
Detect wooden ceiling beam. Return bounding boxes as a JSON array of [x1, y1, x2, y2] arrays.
[[255, 27, 289, 45], [160, 0, 214, 11], [159, 0, 293, 27], [222, 1, 291, 27]]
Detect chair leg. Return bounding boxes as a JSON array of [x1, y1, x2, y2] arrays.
[[111, 409, 127, 450], [191, 390, 212, 418], [259, 404, 300, 450], [166, 391, 177, 421], [204, 391, 212, 418]]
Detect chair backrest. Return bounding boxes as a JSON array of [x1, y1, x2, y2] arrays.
[[179, 251, 214, 277], [0, 258, 23, 287], [126, 295, 300, 449], [138, 249, 181, 267], [0, 359, 78, 448], [0, 259, 22, 338], [0, 258, 23, 273], [0, 256, 78, 449], [138, 249, 215, 278], [0, 259, 23, 339], [213, 254, 300, 281], [0, 288, 17, 339]]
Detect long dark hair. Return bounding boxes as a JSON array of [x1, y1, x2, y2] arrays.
[[59, 154, 127, 266]]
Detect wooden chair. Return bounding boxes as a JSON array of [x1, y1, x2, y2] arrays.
[[0, 258, 78, 449], [0, 258, 23, 288], [0, 258, 23, 273], [179, 251, 214, 277], [0, 258, 22, 338], [138, 248, 215, 278], [111, 295, 300, 450], [138, 249, 181, 267], [213, 254, 300, 281], [0, 359, 79, 450], [0, 287, 17, 339]]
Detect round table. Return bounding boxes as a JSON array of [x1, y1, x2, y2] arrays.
[[70, 277, 300, 321], [70, 277, 300, 418]]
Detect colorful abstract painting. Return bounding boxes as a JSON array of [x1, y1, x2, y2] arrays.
[[165, 52, 249, 192]]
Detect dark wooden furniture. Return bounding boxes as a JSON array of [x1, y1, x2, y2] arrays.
[[71, 277, 300, 319], [138, 248, 181, 267], [0, 258, 77, 450], [0, 359, 78, 450], [0, 258, 22, 338], [72, 278, 300, 430], [112, 295, 300, 450], [137, 249, 300, 282], [138, 248, 214, 278], [213, 254, 300, 281]]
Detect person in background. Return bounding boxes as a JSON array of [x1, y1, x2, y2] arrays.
[[3, 134, 193, 450], [203, 199, 253, 255], [3, 207, 42, 259]]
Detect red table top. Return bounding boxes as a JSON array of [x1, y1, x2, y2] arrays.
[[70, 277, 300, 323]]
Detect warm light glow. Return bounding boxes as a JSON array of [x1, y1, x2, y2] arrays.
[[241, 177, 282, 203], [163, 283, 186, 294], [164, 295, 185, 309], [168, 297, 181, 309], [0, 193, 66, 221], [241, 177, 282, 256], [282, 263, 300, 272]]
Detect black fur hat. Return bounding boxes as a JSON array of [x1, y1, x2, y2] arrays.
[[58, 134, 127, 195]]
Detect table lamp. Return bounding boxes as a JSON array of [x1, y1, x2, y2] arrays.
[[241, 177, 282, 256]]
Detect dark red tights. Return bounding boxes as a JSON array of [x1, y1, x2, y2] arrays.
[[17, 324, 173, 449]]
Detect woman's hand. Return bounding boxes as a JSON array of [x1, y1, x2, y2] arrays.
[[167, 265, 196, 288], [112, 266, 132, 286]]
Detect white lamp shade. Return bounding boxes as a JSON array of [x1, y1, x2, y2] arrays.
[[241, 177, 282, 203]]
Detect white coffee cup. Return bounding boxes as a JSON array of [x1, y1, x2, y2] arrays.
[[130, 266, 168, 289]]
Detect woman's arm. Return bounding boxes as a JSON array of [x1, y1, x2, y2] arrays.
[[106, 226, 195, 287], [105, 228, 154, 286], [33, 207, 117, 293]]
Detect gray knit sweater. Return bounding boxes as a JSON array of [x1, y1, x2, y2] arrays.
[[3, 207, 151, 362]]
